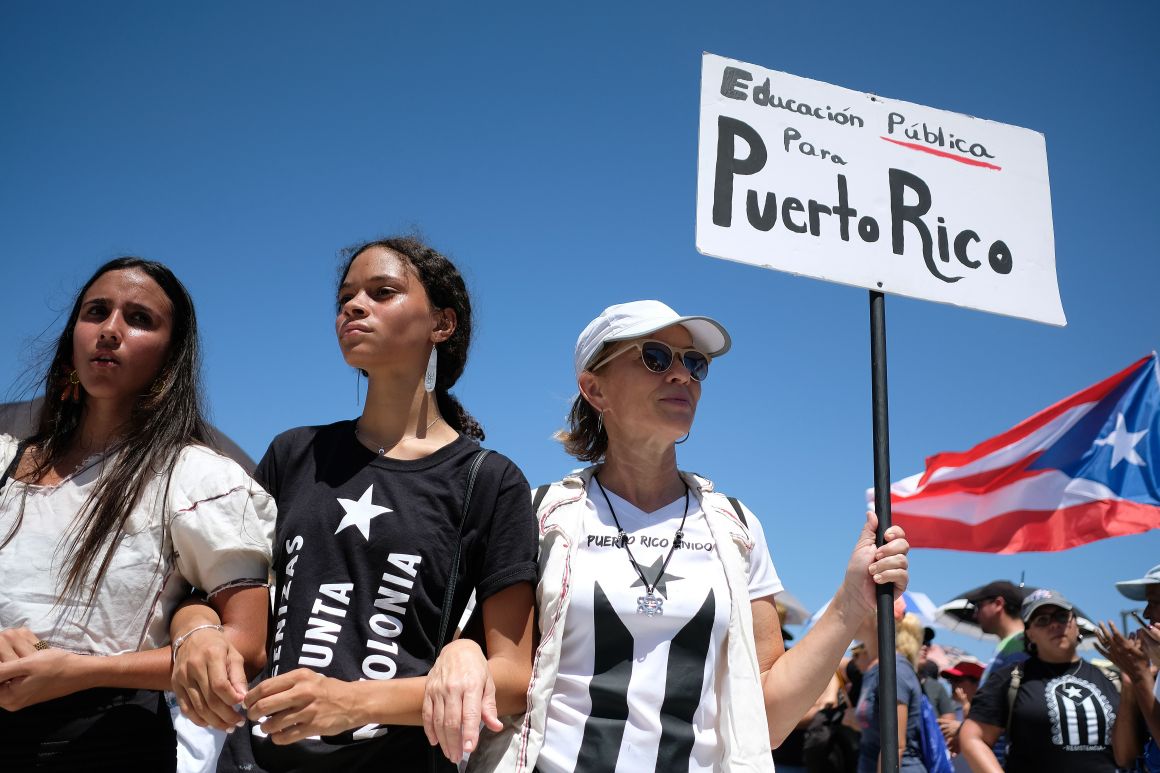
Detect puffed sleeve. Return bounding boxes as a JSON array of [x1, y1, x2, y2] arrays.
[[168, 444, 276, 595]]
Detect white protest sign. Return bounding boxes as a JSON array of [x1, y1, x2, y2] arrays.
[[696, 52, 1065, 326]]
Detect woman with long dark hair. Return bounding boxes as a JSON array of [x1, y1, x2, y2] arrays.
[[0, 257, 274, 770], [181, 236, 538, 772]]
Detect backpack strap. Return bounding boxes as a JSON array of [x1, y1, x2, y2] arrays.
[[435, 449, 492, 651], [531, 483, 550, 515], [726, 495, 748, 527], [1005, 664, 1023, 751]]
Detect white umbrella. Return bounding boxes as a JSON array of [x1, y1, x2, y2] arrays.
[[935, 597, 1100, 651]]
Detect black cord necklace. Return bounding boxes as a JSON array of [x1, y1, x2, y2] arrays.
[[594, 475, 689, 617]]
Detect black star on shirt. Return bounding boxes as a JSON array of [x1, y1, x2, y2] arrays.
[[629, 555, 685, 599]]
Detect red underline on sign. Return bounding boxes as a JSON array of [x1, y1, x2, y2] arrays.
[[879, 136, 1003, 171]]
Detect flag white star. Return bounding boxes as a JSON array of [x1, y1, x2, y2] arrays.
[[335, 485, 391, 540], [1093, 413, 1148, 469], [1063, 684, 1085, 700]]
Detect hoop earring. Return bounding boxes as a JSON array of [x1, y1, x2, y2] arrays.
[[60, 370, 81, 403], [355, 369, 362, 406], [675, 430, 691, 445], [424, 347, 438, 393]]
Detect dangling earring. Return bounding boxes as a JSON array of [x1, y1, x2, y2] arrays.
[[355, 369, 362, 406], [596, 411, 604, 435], [675, 430, 691, 445], [424, 347, 438, 393], [60, 370, 81, 402]]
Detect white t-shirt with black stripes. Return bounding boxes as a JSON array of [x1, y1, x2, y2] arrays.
[[537, 480, 781, 773]]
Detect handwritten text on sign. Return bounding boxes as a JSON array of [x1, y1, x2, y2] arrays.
[[695, 53, 1065, 326]]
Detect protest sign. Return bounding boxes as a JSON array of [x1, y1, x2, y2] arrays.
[[696, 52, 1065, 326]]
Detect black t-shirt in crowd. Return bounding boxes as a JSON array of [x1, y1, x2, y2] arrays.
[[237, 421, 538, 773], [967, 657, 1118, 773]]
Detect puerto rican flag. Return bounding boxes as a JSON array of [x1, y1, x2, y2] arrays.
[[884, 354, 1160, 553]]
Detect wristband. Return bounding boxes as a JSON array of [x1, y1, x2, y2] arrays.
[[172, 624, 225, 663]]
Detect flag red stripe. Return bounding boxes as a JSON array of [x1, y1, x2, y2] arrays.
[[896, 454, 1049, 502], [895, 499, 1160, 554], [919, 356, 1151, 476]]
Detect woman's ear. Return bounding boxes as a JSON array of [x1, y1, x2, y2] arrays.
[[431, 308, 457, 343], [578, 371, 606, 414]]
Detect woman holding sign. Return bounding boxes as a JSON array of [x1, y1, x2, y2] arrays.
[[426, 299, 911, 772]]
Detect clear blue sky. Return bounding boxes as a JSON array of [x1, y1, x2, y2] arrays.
[[3, 1, 1157, 659]]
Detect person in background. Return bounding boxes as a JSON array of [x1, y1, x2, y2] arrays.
[[1097, 564, 1160, 772], [960, 580, 1028, 769], [853, 609, 928, 773], [917, 630, 956, 727], [0, 258, 273, 770], [937, 658, 983, 739], [936, 657, 983, 772], [960, 589, 1118, 773], [961, 581, 1027, 686]]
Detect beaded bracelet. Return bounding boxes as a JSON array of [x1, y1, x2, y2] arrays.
[[171, 623, 225, 663]]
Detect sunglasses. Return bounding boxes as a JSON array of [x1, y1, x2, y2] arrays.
[[1029, 610, 1074, 628], [590, 340, 711, 382]]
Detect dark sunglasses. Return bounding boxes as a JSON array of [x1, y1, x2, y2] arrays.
[[590, 340, 711, 382], [1029, 609, 1074, 628]]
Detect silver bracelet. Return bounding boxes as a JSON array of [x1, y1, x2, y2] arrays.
[[171, 623, 225, 664]]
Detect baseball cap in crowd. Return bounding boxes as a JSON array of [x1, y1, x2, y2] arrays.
[[941, 658, 985, 681], [573, 300, 731, 377], [1020, 588, 1075, 623], [962, 580, 1025, 609], [1115, 564, 1160, 601]]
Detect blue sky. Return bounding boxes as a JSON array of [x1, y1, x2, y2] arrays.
[[3, 2, 1158, 659]]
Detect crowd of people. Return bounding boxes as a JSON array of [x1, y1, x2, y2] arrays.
[[0, 240, 1155, 772], [768, 570, 1160, 773]]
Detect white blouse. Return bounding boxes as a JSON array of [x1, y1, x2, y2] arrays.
[[0, 433, 275, 655]]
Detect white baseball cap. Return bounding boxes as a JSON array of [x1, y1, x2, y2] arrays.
[[573, 300, 731, 376]]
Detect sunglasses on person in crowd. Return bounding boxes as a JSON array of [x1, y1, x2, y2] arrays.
[[590, 340, 711, 382], [1028, 609, 1074, 628]]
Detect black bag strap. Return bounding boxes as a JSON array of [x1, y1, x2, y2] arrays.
[[1004, 663, 1023, 750], [726, 495, 748, 526], [1, 441, 28, 492], [531, 483, 550, 514], [434, 448, 492, 651]]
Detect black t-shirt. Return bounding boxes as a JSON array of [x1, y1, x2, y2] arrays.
[[242, 421, 537, 772], [968, 658, 1118, 773]]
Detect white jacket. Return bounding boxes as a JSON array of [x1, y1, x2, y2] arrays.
[[467, 466, 775, 772]]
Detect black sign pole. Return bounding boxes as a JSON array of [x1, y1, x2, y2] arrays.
[[869, 289, 899, 773]]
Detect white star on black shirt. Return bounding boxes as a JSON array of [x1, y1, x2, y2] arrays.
[[629, 555, 685, 599], [335, 484, 392, 540]]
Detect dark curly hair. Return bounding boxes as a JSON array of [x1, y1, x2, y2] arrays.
[[2, 257, 211, 603], [338, 236, 484, 441]]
